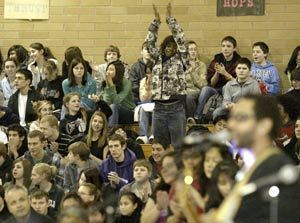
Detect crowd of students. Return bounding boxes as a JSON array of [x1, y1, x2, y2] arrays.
[[0, 3, 300, 223]]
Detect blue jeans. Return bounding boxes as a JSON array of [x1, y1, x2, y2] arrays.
[[194, 86, 219, 119], [109, 104, 134, 127], [153, 100, 186, 150], [139, 107, 153, 136]]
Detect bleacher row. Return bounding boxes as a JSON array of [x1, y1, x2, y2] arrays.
[[122, 123, 214, 159]]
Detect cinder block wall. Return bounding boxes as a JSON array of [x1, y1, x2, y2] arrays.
[[0, 0, 299, 91]]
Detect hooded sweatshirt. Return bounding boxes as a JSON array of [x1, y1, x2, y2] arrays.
[[251, 61, 280, 95], [100, 148, 136, 190]]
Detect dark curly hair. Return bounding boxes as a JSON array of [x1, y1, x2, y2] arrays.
[[160, 35, 176, 56]]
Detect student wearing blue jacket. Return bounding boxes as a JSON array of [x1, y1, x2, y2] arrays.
[[251, 41, 280, 95]]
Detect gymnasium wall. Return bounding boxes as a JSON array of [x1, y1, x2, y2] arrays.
[[0, 0, 299, 90]]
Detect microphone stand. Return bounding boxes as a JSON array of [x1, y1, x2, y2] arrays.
[[268, 186, 280, 223]]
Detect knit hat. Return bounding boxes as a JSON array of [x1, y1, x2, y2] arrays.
[[106, 60, 125, 78]]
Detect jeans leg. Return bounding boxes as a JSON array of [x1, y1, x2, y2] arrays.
[[139, 108, 149, 136], [108, 104, 119, 127], [153, 109, 171, 146], [194, 86, 218, 118], [169, 108, 186, 150], [186, 92, 199, 118]]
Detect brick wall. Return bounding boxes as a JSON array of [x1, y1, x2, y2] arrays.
[[0, 0, 299, 90]]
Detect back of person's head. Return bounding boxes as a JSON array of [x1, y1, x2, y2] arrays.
[[40, 114, 59, 129], [277, 94, 300, 121], [236, 57, 252, 70], [104, 45, 121, 61], [107, 133, 126, 146], [16, 69, 33, 85], [252, 41, 269, 54], [28, 130, 45, 143], [64, 46, 84, 65], [221, 36, 237, 48], [68, 141, 90, 161], [242, 95, 281, 139], [58, 207, 89, 223], [61, 192, 84, 211], [80, 167, 102, 189], [7, 124, 26, 137]]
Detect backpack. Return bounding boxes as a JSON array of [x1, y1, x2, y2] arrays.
[[201, 94, 223, 124]]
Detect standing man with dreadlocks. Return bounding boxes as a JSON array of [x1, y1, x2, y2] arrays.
[[146, 3, 189, 150]]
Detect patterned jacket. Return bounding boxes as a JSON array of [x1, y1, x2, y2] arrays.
[[146, 17, 189, 101]]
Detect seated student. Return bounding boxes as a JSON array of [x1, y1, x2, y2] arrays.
[[37, 60, 64, 110], [193, 36, 241, 123], [62, 58, 97, 110], [28, 42, 57, 90], [185, 40, 207, 119], [275, 94, 300, 149], [23, 130, 64, 183], [90, 45, 130, 93], [30, 189, 55, 221], [113, 127, 145, 160], [120, 159, 156, 203], [7, 44, 29, 69], [284, 46, 300, 82], [60, 92, 112, 141], [0, 106, 19, 127], [30, 163, 65, 215], [213, 57, 261, 118], [286, 67, 300, 100], [98, 60, 135, 127], [99, 134, 136, 191], [114, 192, 143, 223], [0, 58, 18, 106], [148, 138, 170, 180], [4, 158, 32, 190], [0, 142, 13, 185], [29, 100, 53, 132], [82, 111, 108, 163], [8, 69, 42, 127], [62, 46, 93, 79], [251, 41, 280, 95], [205, 160, 239, 212], [40, 115, 74, 158], [284, 116, 300, 165], [4, 184, 54, 223], [7, 124, 28, 160], [64, 142, 98, 193], [130, 42, 152, 104]]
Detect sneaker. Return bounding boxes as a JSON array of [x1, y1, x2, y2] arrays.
[[136, 136, 149, 144], [187, 117, 196, 125], [149, 135, 154, 144]]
